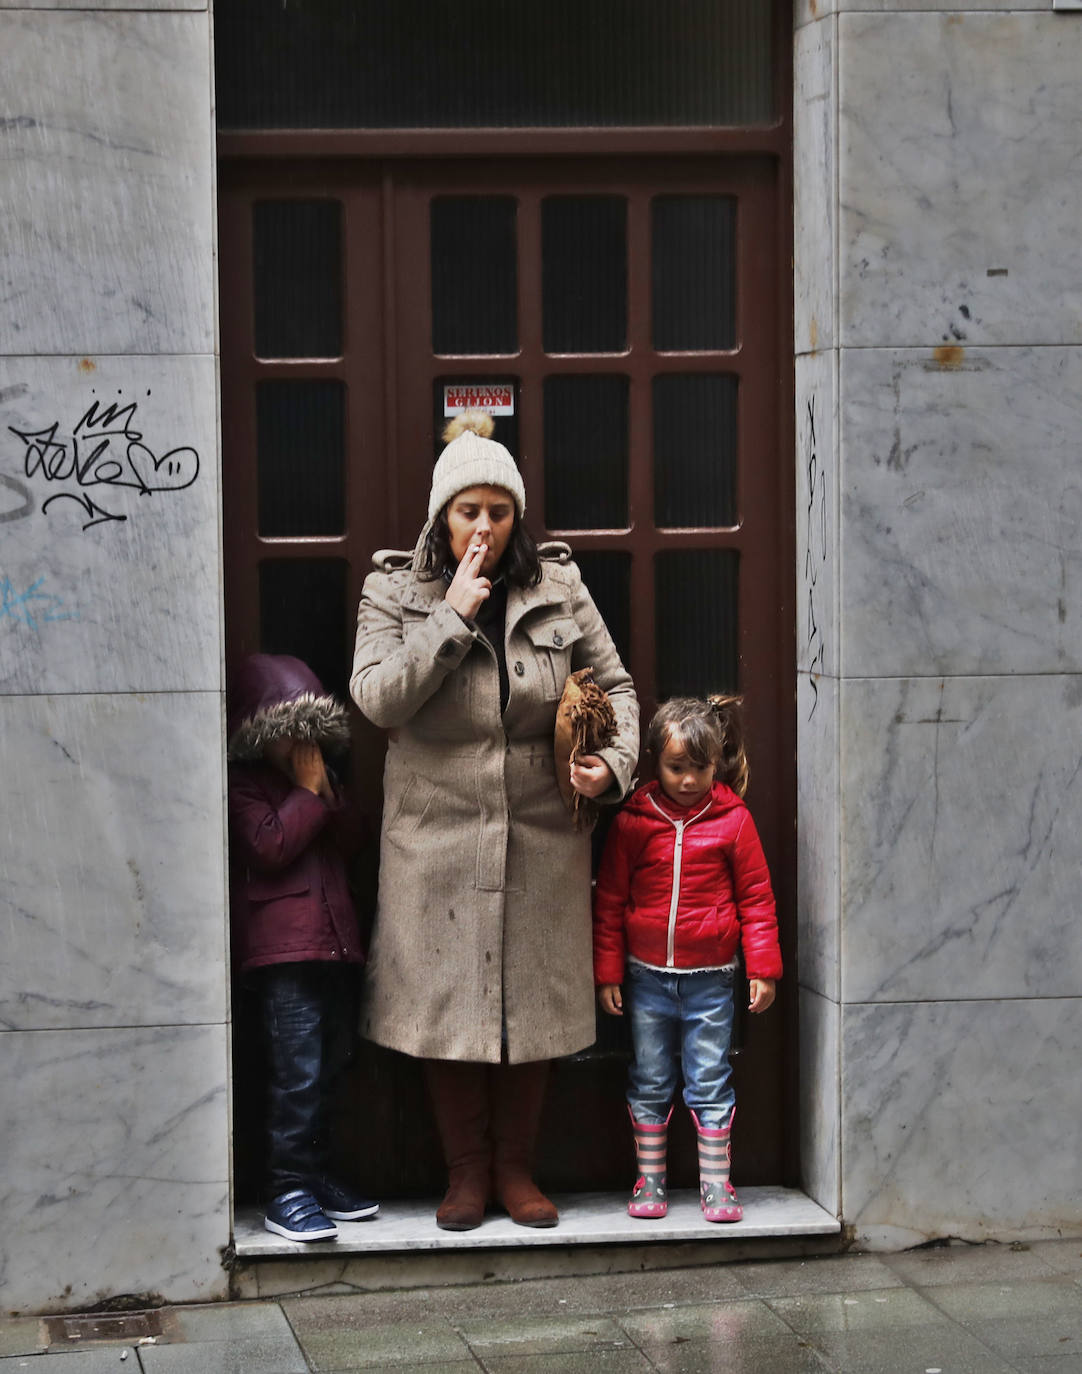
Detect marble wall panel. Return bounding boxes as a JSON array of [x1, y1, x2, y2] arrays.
[[842, 999, 1082, 1247], [798, 673, 839, 1001], [0, 1024, 230, 1314], [799, 988, 840, 1216], [839, 347, 1082, 678], [841, 675, 1082, 1004], [839, 14, 1082, 348], [0, 11, 214, 356], [0, 1, 205, 8], [839, 1, 1045, 10], [0, 691, 226, 1031], [794, 18, 835, 356], [0, 355, 221, 694]]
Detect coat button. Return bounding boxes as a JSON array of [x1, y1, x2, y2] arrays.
[[514, 660, 525, 676], [553, 632, 564, 647]]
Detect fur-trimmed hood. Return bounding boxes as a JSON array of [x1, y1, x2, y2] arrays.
[[227, 653, 351, 761]]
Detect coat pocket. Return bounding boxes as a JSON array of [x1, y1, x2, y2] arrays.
[[523, 615, 583, 699], [247, 873, 310, 902], [709, 906, 740, 964], [383, 769, 437, 836]]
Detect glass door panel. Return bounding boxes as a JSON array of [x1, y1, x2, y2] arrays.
[[256, 379, 346, 537], [543, 375, 629, 530], [252, 199, 343, 359], [652, 195, 737, 352], [431, 197, 518, 355], [542, 196, 628, 354]]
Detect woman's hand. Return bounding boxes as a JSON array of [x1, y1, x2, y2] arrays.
[[570, 753, 614, 799], [598, 984, 623, 1016], [444, 539, 492, 620], [749, 978, 776, 1014]]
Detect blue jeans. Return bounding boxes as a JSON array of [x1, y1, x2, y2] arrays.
[[626, 963, 736, 1130], [253, 962, 359, 1199]]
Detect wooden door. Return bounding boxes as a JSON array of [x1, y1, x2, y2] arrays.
[[220, 154, 793, 1201]]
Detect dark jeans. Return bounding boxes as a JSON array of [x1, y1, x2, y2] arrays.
[[252, 961, 359, 1200]]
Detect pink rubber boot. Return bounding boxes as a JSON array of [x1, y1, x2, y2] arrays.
[[691, 1108, 743, 1222], [627, 1106, 673, 1218]]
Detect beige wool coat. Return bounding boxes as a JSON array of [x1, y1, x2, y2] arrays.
[[351, 541, 639, 1064]]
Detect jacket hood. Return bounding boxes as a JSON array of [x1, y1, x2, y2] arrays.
[[625, 778, 744, 820], [227, 653, 351, 761]]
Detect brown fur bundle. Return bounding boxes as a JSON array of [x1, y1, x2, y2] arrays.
[[554, 667, 619, 828]]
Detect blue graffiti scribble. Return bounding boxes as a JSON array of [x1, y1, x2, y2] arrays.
[[0, 576, 78, 631]]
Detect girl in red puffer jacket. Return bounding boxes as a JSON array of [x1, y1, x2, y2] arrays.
[[593, 696, 782, 1224]]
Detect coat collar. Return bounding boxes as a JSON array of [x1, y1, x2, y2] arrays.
[[505, 573, 567, 638], [401, 571, 446, 613], [632, 779, 742, 821]]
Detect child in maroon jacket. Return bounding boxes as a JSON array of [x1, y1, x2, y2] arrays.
[[228, 653, 378, 1242], [593, 696, 782, 1223]]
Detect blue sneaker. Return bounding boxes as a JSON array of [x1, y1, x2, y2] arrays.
[[312, 1176, 380, 1221], [264, 1189, 338, 1242]]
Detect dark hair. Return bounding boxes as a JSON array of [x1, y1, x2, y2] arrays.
[[418, 506, 542, 589], [647, 695, 749, 797]]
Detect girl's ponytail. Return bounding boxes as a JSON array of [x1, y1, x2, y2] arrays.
[[707, 694, 749, 798]]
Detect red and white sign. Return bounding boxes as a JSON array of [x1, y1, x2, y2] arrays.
[[443, 384, 515, 417]]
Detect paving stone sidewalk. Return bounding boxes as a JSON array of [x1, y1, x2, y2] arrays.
[[3, 1239, 1081, 1372]]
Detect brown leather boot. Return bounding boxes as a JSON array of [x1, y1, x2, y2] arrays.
[[489, 1060, 558, 1227], [424, 1059, 491, 1231]]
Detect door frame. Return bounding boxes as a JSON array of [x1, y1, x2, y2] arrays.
[[216, 8, 797, 1193]]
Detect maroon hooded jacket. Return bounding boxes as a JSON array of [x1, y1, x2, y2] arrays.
[[227, 655, 365, 974], [593, 780, 782, 986]]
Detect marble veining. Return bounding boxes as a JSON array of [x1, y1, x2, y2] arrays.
[[796, 350, 838, 683], [794, 18, 835, 355], [798, 672, 840, 1001], [0, 356, 221, 694], [840, 347, 1082, 678], [0, 691, 227, 1031], [839, 14, 1082, 348], [0, 11, 214, 355], [799, 988, 840, 1218], [842, 999, 1082, 1248], [0, 1024, 230, 1314], [841, 676, 1082, 1004]]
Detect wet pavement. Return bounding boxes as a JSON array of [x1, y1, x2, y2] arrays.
[[3, 1238, 1081, 1372]]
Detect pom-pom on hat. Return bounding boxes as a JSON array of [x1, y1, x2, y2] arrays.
[[427, 410, 526, 522]]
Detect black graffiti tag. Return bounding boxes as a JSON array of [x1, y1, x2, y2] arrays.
[[8, 395, 199, 531]]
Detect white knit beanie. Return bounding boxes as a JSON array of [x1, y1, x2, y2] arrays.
[[428, 411, 527, 521]]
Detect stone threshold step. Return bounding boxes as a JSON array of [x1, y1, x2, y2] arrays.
[[234, 1186, 839, 1258]]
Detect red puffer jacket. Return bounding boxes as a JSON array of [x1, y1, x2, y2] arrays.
[[593, 780, 782, 985]]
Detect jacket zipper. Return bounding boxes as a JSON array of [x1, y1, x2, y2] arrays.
[[646, 794, 713, 967]]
